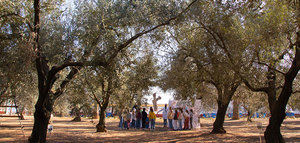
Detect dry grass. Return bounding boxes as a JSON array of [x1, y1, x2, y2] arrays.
[[0, 116, 299, 143]]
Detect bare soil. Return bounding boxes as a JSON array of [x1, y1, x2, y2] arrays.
[[0, 116, 299, 143]]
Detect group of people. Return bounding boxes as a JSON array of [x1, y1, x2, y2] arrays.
[[159, 104, 194, 131], [118, 104, 195, 131], [119, 107, 157, 130]]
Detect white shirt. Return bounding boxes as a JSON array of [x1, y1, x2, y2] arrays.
[[162, 107, 168, 119]]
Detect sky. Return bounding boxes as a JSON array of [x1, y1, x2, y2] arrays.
[[146, 87, 174, 105]]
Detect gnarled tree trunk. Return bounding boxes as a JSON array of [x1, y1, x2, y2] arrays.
[[211, 99, 230, 134], [71, 107, 81, 122], [96, 78, 112, 132], [231, 99, 239, 120], [264, 33, 300, 143], [247, 110, 253, 122], [28, 95, 54, 143], [96, 106, 107, 132], [211, 84, 239, 134], [266, 70, 277, 116]]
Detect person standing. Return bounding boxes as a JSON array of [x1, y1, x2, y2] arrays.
[[167, 107, 174, 130], [149, 107, 156, 130], [124, 110, 131, 129], [183, 109, 190, 130], [173, 109, 178, 130], [178, 108, 183, 130], [122, 110, 127, 129], [158, 104, 168, 127], [142, 108, 147, 129], [118, 111, 123, 129], [131, 110, 136, 128], [136, 108, 141, 129], [162, 104, 168, 127]]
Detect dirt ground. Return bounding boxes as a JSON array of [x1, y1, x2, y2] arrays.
[[0, 116, 299, 143]]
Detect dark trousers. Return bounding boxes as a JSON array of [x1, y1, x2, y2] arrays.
[[190, 117, 193, 129], [142, 119, 146, 128], [163, 119, 167, 127], [136, 119, 141, 128]]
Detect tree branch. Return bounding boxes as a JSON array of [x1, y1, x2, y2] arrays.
[[50, 60, 107, 75], [243, 78, 268, 92], [51, 34, 104, 100], [0, 86, 8, 98], [50, 0, 199, 101], [292, 90, 300, 94], [108, 0, 198, 61], [83, 71, 102, 107], [254, 61, 286, 75], [274, 39, 296, 63]]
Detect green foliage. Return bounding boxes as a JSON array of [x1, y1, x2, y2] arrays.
[[236, 86, 268, 115], [288, 93, 300, 111], [1, 0, 298, 124]]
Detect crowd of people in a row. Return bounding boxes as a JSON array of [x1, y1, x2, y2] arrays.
[[118, 104, 194, 131]]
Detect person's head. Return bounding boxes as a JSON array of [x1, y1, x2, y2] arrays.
[[180, 108, 183, 112], [165, 104, 167, 108], [190, 109, 193, 113], [150, 108, 153, 112], [143, 108, 146, 112]]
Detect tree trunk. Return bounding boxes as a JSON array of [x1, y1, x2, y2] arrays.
[[71, 107, 81, 122], [19, 112, 25, 120], [247, 110, 252, 122], [232, 99, 239, 120], [211, 82, 240, 134], [18, 107, 25, 120], [29, 0, 51, 141], [264, 38, 300, 143], [266, 90, 276, 116], [211, 99, 230, 134], [92, 103, 98, 119], [28, 96, 53, 143], [96, 106, 107, 132], [266, 70, 277, 116]]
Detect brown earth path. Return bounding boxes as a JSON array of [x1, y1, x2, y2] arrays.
[[0, 116, 299, 143]]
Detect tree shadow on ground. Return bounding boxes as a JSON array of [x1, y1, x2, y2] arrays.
[[46, 131, 264, 143], [1, 117, 299, 143]]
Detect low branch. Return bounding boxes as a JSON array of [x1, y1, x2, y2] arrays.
[[276, 85, 283, 90], [51, 34, 103, 100], [243, 78, 268, 92], [108, 0, 198, 61], [254, 61, 286, 75], [292, 90, 300, 94], [48, 60, 108, 83], [0, 87, 8, 98], [53, 66, 81, 100], [274, 41, 295, 63], [50, 1, 199, 100]]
